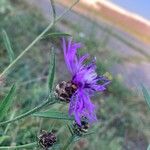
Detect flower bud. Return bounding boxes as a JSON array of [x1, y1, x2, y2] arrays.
[[38, 130, 57, 150]]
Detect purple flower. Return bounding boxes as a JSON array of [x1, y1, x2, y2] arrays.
[[62, 38, 110, 125]]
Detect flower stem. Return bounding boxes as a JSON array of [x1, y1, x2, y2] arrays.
[[0, 142, 37, 149], [0, 0, 80, 78], [55, 0, 80, 22], [4, 109, 16, 134], [0, 98, 56, 126], [62, 136, 75, 150], [50, 0, 56, 22], [0, 22, 53, 78]]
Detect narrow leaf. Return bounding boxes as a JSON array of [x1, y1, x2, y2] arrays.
[[41, 32, 70, 39], [2, 29, 15, 62], [147, 144, 150, 150], [141, 85, 150, 109], [67, 124, 73, 136], [73, 131, 96, 142], [0, 84, 16, 121], [62, 136, 74, 150], [48, 48, 55, 92], [33, 110, 73, 121], [0, 136, 10, 144]]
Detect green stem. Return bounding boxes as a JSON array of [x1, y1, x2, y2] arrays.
[[0, 142, 36, 149], [62, 136, 75, 150], [4, 109, 16, 134], [55, 0, 79, 22], [0, 0, 80, 78], [0, 22, 53, 78], [0, 98, 56, 126], [50, 0, 56, 22]]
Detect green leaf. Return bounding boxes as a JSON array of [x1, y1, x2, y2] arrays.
[[33, 110, 73, 121], [0, 136, 10, 144], [141, 85, 150, 109], [48, 48, 55, 92], [0, 84, 16, 121], [41, 32, 70, 39], [67, 124, 74, 136], [62, 136, 74, 150], [2, 29, 15, 62], [73, 130, 96, 142]]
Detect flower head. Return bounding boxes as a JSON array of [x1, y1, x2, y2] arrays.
[[62, 38, 110, 125], [38, 130, 57, 149]]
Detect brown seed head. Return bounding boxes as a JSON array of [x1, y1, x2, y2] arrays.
[[38, 130, 57, 150]]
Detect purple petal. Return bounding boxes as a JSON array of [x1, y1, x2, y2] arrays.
[[62, 38, 110, 125], [69, 88, 97, 125], [75, 112, 81, 125], [62, 38, 82, 75]]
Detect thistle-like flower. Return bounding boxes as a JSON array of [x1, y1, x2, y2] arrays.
[[38, 130, 57, 150], [61, 38, 110, 125]]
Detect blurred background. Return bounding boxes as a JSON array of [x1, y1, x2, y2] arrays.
[[0, 0, 150, 149]]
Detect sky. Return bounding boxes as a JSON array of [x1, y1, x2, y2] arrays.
[[109, 0, 150, 20]]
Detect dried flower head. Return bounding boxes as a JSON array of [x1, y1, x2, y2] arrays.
[[62, 38, 110, 125], [72, 117, 89, 136], [55, 81, 77, 103], [38, 130, 57, 150]]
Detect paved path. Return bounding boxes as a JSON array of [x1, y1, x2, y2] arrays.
[[25, 0, 150, 89]]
